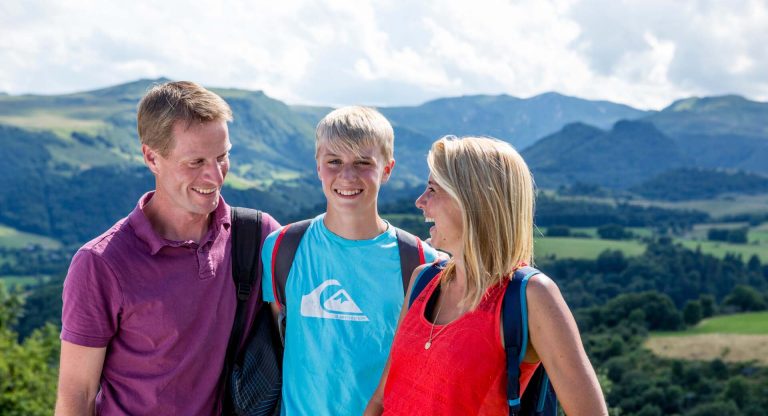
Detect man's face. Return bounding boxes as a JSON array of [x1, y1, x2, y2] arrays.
[[145, 120, 231, 218], [316, 143, 394, 215]]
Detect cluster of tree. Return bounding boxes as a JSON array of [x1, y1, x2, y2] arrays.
[[0, 246, 75, 278], [540, 238, 767, 309], [544, 224, 637, 240], [569, 287, 768, 415], [707, 228, 749, 244], [630, 168, 768, 201], [534, 193, 708, 231], [0, 284, 59, 415]]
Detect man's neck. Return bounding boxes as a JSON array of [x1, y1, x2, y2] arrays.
[[323, 208, 387, 240], [143, 195, 211, 243]]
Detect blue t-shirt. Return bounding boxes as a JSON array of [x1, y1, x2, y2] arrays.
[[261, 214, 438, 416]]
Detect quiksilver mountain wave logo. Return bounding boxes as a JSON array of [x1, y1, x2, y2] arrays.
[[300, 279, 369, 321]]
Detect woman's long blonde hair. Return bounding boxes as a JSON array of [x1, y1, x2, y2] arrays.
[[428, 136, 535, 310]]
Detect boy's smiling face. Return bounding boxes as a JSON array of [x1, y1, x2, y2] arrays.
[[316, 142, 394, 216]]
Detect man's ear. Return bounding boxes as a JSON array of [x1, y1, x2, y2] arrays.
[[381, 159, 396, 183], [142, 144, 161, 175]]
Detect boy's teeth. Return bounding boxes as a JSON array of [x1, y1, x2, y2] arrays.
[[424, 217, 435, 223], [192, 187, 216, 194], [336, 189, 362, 196]]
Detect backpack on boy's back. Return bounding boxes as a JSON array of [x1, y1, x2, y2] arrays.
[[409, 260, 558, 416]]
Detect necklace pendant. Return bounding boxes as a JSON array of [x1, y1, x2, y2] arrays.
[[424, 341, 432, 350]]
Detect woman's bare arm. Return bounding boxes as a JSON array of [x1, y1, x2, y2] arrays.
[[526, 274, 608, 416]]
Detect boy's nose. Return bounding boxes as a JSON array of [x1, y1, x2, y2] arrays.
[[340, 165, 356, 179]]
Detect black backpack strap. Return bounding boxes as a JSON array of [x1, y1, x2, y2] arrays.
[[407, 260, 447, 307], [395, 228, 426, 294], [231, 207, 263, 302], [223, 207, 262, 414], [271, 219, 312, 309], [503, 266, 540, 414]]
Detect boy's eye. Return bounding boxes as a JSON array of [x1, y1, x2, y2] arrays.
[[190, 159, 204, 167], [355, 160, 372, 166], [328, 159, 342, 165]]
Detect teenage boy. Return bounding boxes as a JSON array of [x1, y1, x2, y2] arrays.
[[55, 81, 280, 415], [261, 106, 438, 415]]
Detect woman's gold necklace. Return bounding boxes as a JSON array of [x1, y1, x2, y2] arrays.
[[425, 282, 451, 350]]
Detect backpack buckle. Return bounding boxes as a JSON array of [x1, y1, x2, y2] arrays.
[[237, 282, 251, 300]]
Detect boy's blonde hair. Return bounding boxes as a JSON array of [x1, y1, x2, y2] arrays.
[[137, 81, 233, 157], [428, 136, 535, 310], [315, 106, 394, 161]]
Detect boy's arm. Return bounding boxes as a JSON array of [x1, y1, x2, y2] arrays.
[[364, 263, 430, 416], [55, 341, 106, 416]]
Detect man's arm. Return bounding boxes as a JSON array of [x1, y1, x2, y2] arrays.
[[55, 341, 106, 416]]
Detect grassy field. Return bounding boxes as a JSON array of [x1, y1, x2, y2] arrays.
[[656, 312, 768, 336], [0, 112, 107, 138], [0, 224, 62, 249], [534, 236, 646, 259], [0, 275, 51, 288], [646, 312, 768, 364], [677, 240, 767, 261], [629, 194, 768, 218], [536, 225, 767, 261]]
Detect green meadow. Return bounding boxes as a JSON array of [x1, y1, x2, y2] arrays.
[[654, 312, 768, 337], [534, 236, 646, 259], [0, 224, 62, 249], [646, 312, 768, 364]]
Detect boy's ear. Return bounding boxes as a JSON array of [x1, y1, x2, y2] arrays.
[[381, 159, 396, 183], [142, 144, 161, 175]]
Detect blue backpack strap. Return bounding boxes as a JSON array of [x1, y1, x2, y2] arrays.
[[503, 266, 540, 413], [408, 260, 447, 307]]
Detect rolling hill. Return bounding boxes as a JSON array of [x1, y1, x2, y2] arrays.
[[2, 78, 768, 244]]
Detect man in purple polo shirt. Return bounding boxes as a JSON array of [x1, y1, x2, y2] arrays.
[[55, 81, 280, 415]]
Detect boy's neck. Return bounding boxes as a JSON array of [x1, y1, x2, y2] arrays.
[[323, 209, 388, 240]]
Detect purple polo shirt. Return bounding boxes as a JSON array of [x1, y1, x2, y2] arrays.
[[61, 192, 280, 415]]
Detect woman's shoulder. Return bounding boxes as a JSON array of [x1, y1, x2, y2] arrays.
[[524, 271, 564, 307]]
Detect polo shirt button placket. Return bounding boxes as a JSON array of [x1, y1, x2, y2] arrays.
[[198, 245, 215, 280]]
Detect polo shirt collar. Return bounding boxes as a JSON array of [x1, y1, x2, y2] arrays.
[[128, 192, 232, 255]]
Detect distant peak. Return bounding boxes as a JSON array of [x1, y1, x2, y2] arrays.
[[663, 94, 750, 112]]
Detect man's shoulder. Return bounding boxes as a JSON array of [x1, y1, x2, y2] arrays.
[[79, 215, 134, 257]]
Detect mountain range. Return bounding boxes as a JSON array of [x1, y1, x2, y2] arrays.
[[1, 78, 767, 243]]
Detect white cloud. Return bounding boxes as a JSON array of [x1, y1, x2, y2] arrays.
[[0, 0, 766, 109]]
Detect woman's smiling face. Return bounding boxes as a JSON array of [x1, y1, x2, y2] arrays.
[[415, 175, 463, 254]]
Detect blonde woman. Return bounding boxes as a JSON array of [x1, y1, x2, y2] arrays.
[[365, 136, 607, 415]]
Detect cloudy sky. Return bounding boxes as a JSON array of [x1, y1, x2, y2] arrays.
[[1, 0, 766, 109]]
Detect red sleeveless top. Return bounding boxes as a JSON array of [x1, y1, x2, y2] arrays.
[[382, 272, 540, 416]]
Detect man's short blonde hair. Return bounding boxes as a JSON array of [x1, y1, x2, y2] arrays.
[[137, 81, 233, 156], [315, 106, 394, 161]]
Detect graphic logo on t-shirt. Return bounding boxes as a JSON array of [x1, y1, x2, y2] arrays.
[[300, 279, 369, 321]]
